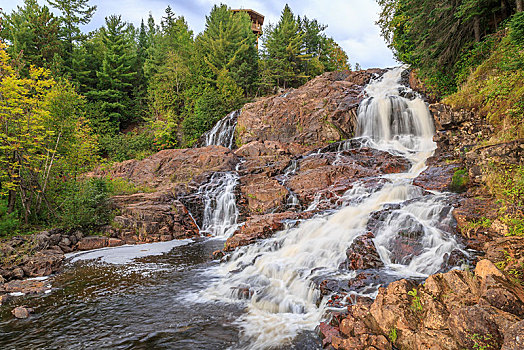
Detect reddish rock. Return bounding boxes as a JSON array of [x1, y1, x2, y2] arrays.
[[343, 232, 384, 270], [319, 322, 341, 348], [224, 212, 312, 251], [20, 250, 64, 278], [237, 70, 385, 148], [111, 192, 199, 242], [239, 174, 288, 215], [76, 236, 109, 250], [448, 305, 502, 350], [235, 140, 307, 175], [93, 145, 239, 193], [502, 320, 524, 350], [287, 148, 409, 208], [0, 279, 49, 294]]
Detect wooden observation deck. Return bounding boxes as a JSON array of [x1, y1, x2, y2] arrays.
[[231, 9, 264, 47]]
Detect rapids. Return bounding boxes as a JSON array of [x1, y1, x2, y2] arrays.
[[0, 68, 466, 350], [203, 67, 464, 349]]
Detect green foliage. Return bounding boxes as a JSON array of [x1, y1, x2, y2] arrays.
[[1, 0, 62, 70], [99, 130, 155, 162], [509, 12, 524, 47], [388, 327, 398, 343], [376, 0, 519, 96], [106, 177, 154, 195], [450, 169, 469, 193], [407, 288, 423, 312], [59, 177, 112, 229], [86, 15, 138, 133], [0, 199, 21, 237]]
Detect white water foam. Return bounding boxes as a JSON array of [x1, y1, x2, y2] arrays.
[[203, 67, 463, 349]]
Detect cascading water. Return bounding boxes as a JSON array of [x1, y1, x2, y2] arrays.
[[203, 110, 240, 149], [204, 67, 466, 349], [198, 110, 242, 237], [198, 171, 240, 238]]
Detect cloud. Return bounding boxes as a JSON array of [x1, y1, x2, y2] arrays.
[[5, 0, 396, 68]]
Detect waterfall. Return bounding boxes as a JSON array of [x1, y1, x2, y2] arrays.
[[204, 67, 464, 349], [198, 172, 240, 238], [203, 110, 240, 149]]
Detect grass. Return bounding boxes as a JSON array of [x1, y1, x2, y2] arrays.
[[450, 169, 469, 193]]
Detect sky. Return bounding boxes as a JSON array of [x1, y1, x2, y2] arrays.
[[2, 0, 398, 69]]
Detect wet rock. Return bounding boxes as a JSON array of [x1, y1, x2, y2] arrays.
[[237, 69, 385, 149], [413, 163, 462, 192], [319, 322, 341, 348], [448, 305, 502, 349], [0, 294, 10, 305], [20, 250, 64, 277], [287, 148, 409, 208], [440, 249, 469, 270], [0, 279, 48, 294], [343, 233, 383, 270], [224, 212, 312, 251], [239, 174, 288, 215], [12, 306, 33, 319], [235, 140, 307, 175], [212, 250, 225, 260]]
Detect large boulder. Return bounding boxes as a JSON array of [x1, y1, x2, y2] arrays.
[[93, 145, 239, 193], [236, 70, 385, 148]]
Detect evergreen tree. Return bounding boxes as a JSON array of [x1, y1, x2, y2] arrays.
[[87, 15, 137, 134], [46, 0, 96, 71], [196, 4, 258, 95], [261, 5, 307, 89], [1, 0, 62, 69]]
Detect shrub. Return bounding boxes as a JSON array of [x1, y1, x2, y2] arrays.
[[0, 199, 20, 237], [99, 130, 155, 162], [60, 178, 113, 229], [509, 12, 524, 48]]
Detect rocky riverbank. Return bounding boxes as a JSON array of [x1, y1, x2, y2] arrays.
[[1, 67, 522, 349], [319, 77, 524, 350]]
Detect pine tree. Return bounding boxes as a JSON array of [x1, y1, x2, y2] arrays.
[[261, 5, 307, 89], [46, 0, 96, 71], [1, 0, 62, 69], [196, 5, 258, 94], [87, 15, 137, 134]]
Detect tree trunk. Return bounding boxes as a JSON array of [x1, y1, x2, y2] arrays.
[[517, 0, 523, 12], [474, 16, 481, 42]]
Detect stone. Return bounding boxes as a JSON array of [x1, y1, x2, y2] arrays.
[[224, 212, 312, 251], [502, 320, 524, 350], [77, 236, 109, 250], [0, 279, 48, 294], [239, 173, 288, 215], [475, 259, 504, 280], [12, 306, 33, 319], [236, 69, 385, 149], [448, 305, 502, 350], [343, 232, 384, 270]]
